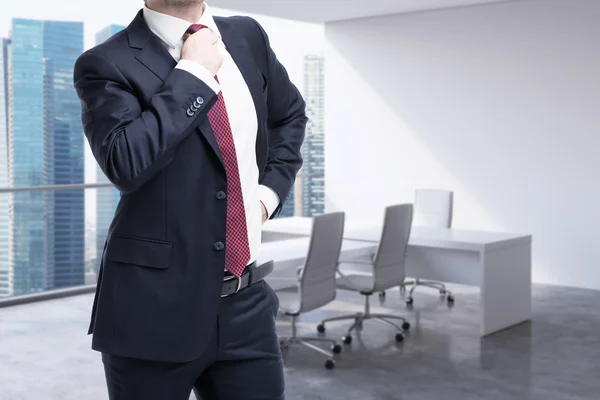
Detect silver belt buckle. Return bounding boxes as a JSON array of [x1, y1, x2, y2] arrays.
[[221, 274, 242, 298]]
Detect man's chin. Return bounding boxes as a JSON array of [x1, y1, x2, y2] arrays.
[[164, 0, 205, 7]]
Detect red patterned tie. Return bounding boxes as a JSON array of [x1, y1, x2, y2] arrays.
[[187, 24, 250, 278]]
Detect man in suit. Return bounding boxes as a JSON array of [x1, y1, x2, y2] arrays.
[[73, 0, 306, 398]]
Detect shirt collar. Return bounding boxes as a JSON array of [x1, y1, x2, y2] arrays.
[[197, 4, 221, 40], [143, 2, 221, 49]]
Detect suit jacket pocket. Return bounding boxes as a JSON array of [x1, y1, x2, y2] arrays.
[[105, 235, 173, 269]]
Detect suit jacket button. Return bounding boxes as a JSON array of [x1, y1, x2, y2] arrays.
[[187, 108, 195, 117], [216, 191, 226, 200], [214, 241, 225, 251]]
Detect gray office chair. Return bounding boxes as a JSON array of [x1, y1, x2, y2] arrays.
[[276, 212, 345, 370], [318, 204, 413, 345], [401, 189, 455, 305]]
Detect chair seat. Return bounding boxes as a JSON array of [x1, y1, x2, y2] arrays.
[[336, 273, 375, 293], [276, 289, 302, 316]]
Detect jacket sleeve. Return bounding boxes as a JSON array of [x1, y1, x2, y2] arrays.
[[248, 18, 308, 219], [73, 50, 218, 194]]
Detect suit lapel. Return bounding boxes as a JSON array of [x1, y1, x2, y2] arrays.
[[127, 10, 176, 82], [127, 10, 224, 165], [215, 18, 268, 125], [216, 18, 268, 171], [135, 39, 177, 83], [126, 13, 267, 168]]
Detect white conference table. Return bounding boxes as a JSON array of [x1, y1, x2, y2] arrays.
[[262, 217, 532, 337], [257, 235, 377, 276]]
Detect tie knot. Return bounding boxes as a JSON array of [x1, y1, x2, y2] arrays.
[[187, 24, 208, 35]]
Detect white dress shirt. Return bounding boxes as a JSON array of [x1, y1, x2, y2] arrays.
[[143, 4, 280, 265]]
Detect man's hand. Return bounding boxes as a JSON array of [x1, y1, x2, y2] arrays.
[[181, 29, 223, 76], [261, 201, 268, 224]]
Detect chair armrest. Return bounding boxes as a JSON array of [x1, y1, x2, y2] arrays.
[[335, 268, 364, 292], [337, 259, 374, 265], [339, 251, 376, 265], [266, 277, 300, 292]]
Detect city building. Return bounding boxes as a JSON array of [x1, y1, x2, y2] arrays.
[[278, 55, 325, 218], [279, 186, 295, 217], [299, 54, 325, 217], [0, 38, 11, 297], [43, 21, 85, 289], [94, 25, 125, 274], [9, 19, 46, 295], [8, 19, 84, 295]]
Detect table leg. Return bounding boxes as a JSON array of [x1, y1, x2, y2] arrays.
[[480, 243, 532, 336]]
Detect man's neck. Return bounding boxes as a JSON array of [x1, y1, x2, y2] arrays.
[[147, 1, 205, 23]]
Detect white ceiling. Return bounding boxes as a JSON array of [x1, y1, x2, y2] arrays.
[[211, 0, 517, 23]]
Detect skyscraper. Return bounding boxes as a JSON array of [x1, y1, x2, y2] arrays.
[[95, 25, 125, 274], [279, 186, 295, 217], [0, 38, 11, 297], [8, 19, 84, 295], [43, 21, 85, 289], [300, 55, 325, 217], [9, 19, 46, 295]]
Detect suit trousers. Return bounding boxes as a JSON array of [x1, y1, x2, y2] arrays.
[[102, 280, 284, 400]]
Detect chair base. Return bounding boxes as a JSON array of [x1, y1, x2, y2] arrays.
[[401, 278, 455, 305], [319, 295, 410, 344], [279, 316, 340, 369]]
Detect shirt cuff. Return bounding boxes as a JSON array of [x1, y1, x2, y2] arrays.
[[176, 60, 221, 94], [258, 185, 281, 219]]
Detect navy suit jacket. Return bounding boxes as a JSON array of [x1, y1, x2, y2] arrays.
[[73, 10, 306, 362]]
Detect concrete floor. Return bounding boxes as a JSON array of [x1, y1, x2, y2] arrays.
[[1, 283, 599, 400]]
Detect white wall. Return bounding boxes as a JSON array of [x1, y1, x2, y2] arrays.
[[325, 0, 600, 289]]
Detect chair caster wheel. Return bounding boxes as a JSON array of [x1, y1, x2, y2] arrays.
[[447, 295, 455, 303], [278, 340, 289, 353], [342, 335, 352, 345], [405, 297, 414, 305], [317, 324, 326, 333], [402, 321, 411, 330], [332, 344, 342, 354], [395, 332, 405, 343], [325, 359, 335, 369]]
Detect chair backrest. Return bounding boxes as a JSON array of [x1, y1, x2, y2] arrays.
[[413, 189, 453, 228], [372, 204, 413, 292], [297, 212, 345, 313]]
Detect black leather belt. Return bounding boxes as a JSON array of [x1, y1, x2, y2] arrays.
[[221, 261, 274, 297]]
